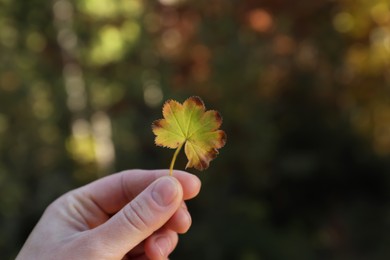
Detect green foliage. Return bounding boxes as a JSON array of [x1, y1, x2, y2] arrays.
[[1, 0, 390, 259]]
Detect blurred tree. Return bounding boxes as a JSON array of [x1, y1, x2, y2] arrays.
[[1, 0, 390, 259]]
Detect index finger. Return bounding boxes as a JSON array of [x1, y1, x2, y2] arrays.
[[79, 169, 201, 215]]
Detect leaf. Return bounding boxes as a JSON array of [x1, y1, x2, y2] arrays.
[[152, 96, 226, 174]]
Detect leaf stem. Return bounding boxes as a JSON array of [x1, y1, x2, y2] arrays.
[[169, 141, 185, 176]]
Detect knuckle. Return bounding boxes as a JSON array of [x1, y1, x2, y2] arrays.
[[122, 199, 151, 233]]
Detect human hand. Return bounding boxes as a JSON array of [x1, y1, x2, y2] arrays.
[[17, 169, 201, 260]]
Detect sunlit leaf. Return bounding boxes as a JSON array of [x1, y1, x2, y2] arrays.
[[152, 96, 226, 174]]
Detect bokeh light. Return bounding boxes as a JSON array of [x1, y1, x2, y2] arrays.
[[2, 0, 390, 259]]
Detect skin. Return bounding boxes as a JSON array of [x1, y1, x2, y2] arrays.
[[17, 169, 201, 260]]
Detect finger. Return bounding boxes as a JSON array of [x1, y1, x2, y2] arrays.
[[123, 241, 145, 259], [123, 254, 149, 260], [164, 201, 192, 234], [145, 229, 178, 260], [125, 205, 190, 260], [123, 229, 179, 260], [88, 176, 183, 258], [122, 252, 149, 260], [80, 169, 201, 215]]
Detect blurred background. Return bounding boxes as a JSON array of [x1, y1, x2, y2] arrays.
[[1, 0, 390, 259]]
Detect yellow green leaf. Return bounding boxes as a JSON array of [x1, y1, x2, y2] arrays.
[[152, 96, 226, 175]]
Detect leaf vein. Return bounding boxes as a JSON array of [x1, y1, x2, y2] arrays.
[[185, 106, 195, 138], [168, 103, 186, 137]]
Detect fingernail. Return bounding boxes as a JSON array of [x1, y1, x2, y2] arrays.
[[152, 177, 178, 207], [156, 236, 171, 257]]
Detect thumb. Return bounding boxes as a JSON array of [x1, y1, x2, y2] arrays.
[[89, 176, 183, 257]]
